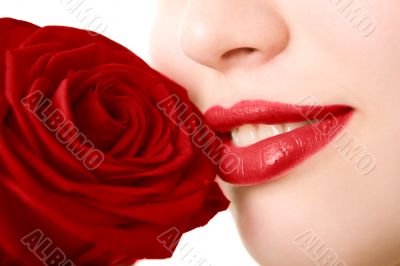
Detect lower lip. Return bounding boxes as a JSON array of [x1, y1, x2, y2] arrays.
[[217, 110, 354, 185]]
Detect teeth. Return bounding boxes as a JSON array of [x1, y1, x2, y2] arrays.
[[284, 121, 310, 133], [231, 121, 311, 147], [231, 124, 258, 147], [258, 124, 284, 140]]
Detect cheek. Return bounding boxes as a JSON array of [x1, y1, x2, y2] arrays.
[[283, 0, 400, 107], [149, 3, 208, 108]]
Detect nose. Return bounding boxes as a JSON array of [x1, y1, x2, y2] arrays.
[[178, 0, 290, 73]]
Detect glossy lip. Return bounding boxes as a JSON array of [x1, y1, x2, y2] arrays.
[[205, 100, 354, 186]]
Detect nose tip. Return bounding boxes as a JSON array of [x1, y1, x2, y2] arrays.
[[178, 1, 290, 72]]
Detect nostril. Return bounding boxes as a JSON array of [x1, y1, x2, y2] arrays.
[[219, 47, 263, 71], [221, 47, 258, 60]]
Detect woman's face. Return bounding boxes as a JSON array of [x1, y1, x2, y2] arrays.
[[149, 0, 400, 265]]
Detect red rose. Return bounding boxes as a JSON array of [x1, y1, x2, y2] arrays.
[[0, 18, 228, 265]]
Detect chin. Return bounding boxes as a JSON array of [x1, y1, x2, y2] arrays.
[[222, 150, 400, 266]]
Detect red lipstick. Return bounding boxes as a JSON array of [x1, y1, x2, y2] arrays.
[[205, 100, 354, 185]]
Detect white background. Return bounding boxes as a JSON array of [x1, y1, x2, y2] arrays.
[[0, 1, 259, 265]]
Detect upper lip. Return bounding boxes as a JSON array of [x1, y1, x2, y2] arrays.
[[205, 100, 353, 132]]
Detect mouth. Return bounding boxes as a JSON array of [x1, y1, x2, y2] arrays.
[[204, 100, 354, 185]]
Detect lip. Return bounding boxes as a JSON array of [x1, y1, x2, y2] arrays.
[[204, 100, 354, 185]]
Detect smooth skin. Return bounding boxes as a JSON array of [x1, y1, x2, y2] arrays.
[[148, 1, 400, 265]]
